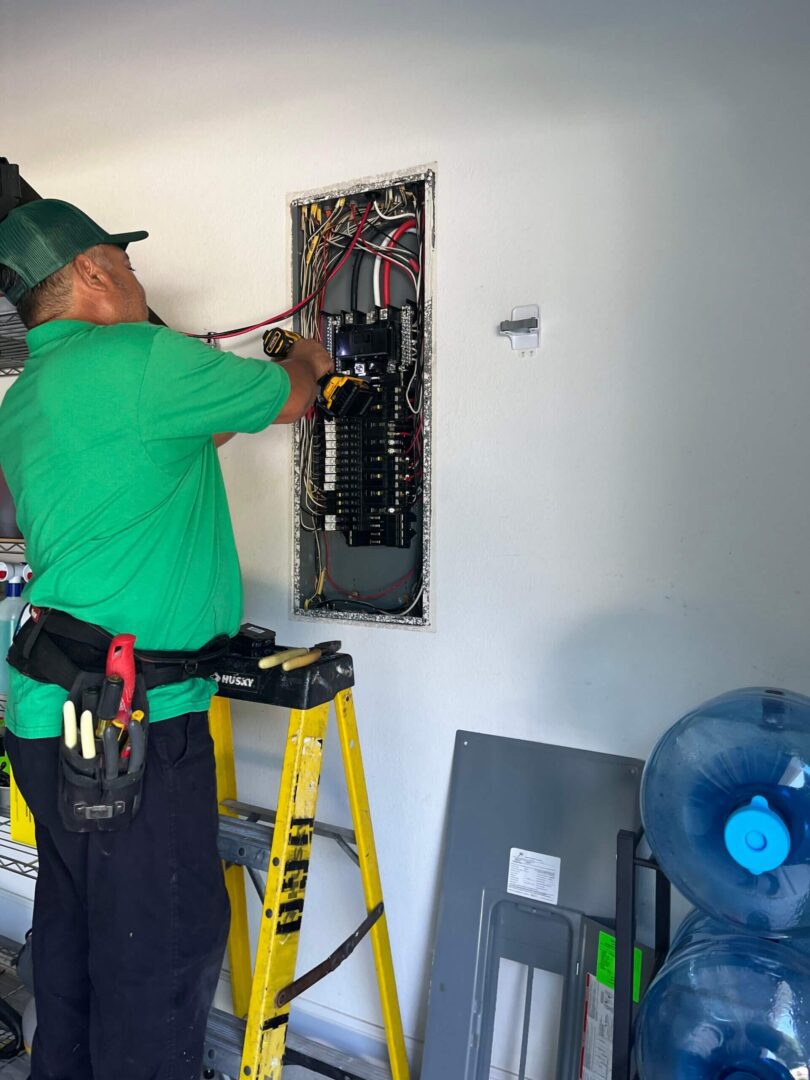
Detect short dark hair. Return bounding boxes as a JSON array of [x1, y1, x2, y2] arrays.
[[0, 261, 74, 329]]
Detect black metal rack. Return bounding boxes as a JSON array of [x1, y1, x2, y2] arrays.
[[0, 297, 27, 378], [612, 829, 672, 1079]]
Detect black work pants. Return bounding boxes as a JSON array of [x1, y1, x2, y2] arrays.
[[6, 712, 230, 1080]]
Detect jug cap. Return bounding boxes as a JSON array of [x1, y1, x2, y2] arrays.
[[724, 796, 790, 875]]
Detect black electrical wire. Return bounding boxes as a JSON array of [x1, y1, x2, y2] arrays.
[[350, 251, 363, 312], [315, 598, 418, 616], [345, 217, 418, 313], [311, 584, 423, 617]]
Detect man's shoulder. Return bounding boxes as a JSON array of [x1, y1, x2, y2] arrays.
[[67, 320, 197, 348], [89, 321, 165, 347]]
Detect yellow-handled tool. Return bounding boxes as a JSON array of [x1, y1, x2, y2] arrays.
[[79, 710, 96, 760], [63, 701, 78, 750], [281, 641, 341, 673], [258, 648, 311, 671], [258, 642, 342, 672]]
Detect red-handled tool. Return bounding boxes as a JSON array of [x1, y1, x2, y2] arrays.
[[105, 634, 136, 731]]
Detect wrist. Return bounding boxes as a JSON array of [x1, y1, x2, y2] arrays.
[[289, 339, 333, 381], [308, 354, 331, 381]]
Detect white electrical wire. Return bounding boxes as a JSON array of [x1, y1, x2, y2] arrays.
[[399, 585, 425, 616], [352, 241, 418, 292], [328, 234, 416, 284], [373, 199, 414, 222], [372, 222, 418, 307], [405, 361, 422, 415]]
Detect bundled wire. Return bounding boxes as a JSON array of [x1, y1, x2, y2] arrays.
[[190, 200, 372, 341]]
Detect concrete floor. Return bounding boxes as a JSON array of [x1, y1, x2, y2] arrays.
[[0, 1055, 324, 1079], [0, 1055, 28, 1079], [0, 937, 29, 1080], [0, 1055, 325, 1080], [0, 943, 324, 1080]]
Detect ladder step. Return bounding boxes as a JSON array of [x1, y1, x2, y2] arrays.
[[217, 803, 359, 869], [286, 1029, 394, 1080], [204, 1006, 394, 1080], [204, 1006, 244, 1077], [224, 798, 357, 848], [217, 815, 273, 870]]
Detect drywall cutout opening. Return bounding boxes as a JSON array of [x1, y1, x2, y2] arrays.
[[290, 168, 434, 628], [490, 959, 563, 1079]]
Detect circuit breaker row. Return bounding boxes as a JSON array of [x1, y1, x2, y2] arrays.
[[312, 304, 418, 548]]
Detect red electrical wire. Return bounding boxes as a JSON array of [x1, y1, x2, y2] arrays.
[[190, 200, 373, 341], [317, 215, 330, 341], [406, 418, 423, 455], [381, 220, 418, 306]]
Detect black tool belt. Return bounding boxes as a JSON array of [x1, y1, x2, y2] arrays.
[[7, 608, 230, 694], [7, 609, 230, 834]]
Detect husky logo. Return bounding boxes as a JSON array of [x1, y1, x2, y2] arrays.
[[212, 671, 257, 691]]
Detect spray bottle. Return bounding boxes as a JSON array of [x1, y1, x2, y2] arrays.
[[0, 577, 25, 696]]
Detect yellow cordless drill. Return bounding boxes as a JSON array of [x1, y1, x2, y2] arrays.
[[262, 328, 373, 418]]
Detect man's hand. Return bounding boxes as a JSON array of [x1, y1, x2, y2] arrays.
[[287, 338, 334, 381], [273, 337, 334, 424]]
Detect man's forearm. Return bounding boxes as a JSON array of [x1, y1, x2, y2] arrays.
[[214, 433, 236, 447], [274, 339, 334, 424]]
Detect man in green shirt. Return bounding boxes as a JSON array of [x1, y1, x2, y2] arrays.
[[0, 199, 332, 1080]]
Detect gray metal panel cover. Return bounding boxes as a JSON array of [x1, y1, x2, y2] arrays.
[[421, 731, 642, 1079]]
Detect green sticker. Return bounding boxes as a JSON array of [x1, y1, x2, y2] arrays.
[[596, 931, 642, 1003]]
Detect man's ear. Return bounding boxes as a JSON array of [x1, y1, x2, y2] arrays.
[[72, 251, 111, 294]]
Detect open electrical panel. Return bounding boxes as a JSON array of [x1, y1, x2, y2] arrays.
[[290, 169, 434, 627]]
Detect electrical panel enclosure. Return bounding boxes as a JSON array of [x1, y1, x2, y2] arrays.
[[290, 169, 434, 627]]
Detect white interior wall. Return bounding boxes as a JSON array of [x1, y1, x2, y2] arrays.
[[3, 0, 810, 1067]]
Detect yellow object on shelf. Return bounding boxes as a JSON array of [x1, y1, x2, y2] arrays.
[[10, 767, 36, 847]]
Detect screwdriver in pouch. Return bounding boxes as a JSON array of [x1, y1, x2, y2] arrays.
[[80, 710, 96, 760], [95, 675, 124, 737], [63, 701, 78, 750], [126, 718, 146, 775], [81, 686, 100, 725], [105, 634, 136, 735], [102, 726, 120, 781]]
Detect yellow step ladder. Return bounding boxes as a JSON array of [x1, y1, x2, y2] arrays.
[[205, 634, 410, 1080]]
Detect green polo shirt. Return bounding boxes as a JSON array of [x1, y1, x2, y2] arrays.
[[0, 319, 290, 738]]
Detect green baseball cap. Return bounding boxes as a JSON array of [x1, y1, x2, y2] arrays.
[[0, 199, 148, 303]]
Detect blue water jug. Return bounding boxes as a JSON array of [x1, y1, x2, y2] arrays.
[[642, 687, 810, 932], [636, 909, 810, 1079]]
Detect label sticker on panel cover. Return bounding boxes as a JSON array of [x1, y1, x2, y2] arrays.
[[580, 974, 613, 1080], [507, 847, 561, 905]]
